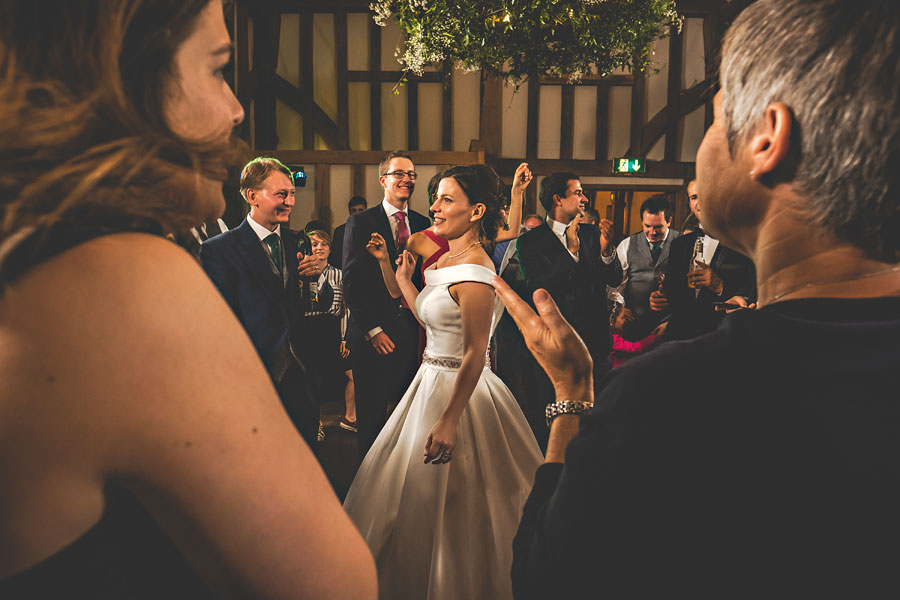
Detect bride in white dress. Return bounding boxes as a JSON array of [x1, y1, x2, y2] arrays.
[[343, 164, 542, 600]]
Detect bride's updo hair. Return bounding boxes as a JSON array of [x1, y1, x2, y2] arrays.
[[437, 165, 505, 241]]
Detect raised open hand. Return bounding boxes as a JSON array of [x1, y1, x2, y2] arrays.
[[492, 275, 593, 404], [565, 214, 581, 255]]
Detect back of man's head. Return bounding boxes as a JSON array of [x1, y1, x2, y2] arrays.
[[721, 0, 900, 261], [640, 194, 672, 221], [539, 172, 579, 213]]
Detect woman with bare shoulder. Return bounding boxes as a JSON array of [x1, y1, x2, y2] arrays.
[[0, 1, 376, 597], [344, 164, 542, 599]]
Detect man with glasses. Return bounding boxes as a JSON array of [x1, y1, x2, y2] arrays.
[[342, 150, 430, 457], [514, 172, 621, 449]]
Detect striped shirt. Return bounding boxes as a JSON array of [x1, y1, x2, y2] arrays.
[[304, 264, 348, 340]]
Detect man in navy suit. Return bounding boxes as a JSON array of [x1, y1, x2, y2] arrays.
[[650, 180, 756, 341], [515, 172, 622, 447], [342, 150, 430, 457], [200, 157, 319, 450]]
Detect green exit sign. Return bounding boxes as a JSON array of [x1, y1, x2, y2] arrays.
[[614, 157, 646, 174]]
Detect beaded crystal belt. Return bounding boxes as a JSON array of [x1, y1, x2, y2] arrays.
[[422, 352, 490, 370]]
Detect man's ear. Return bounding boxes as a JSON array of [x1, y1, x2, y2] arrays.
[[246, 188, 257, 206], [553, 194, 562, 207], [378, 174, 387, 189], [747, 102, 792, 181]]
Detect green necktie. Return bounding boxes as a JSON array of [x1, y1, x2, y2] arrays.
[[650, 241, 662, 263], [264, 233, 283, 273]]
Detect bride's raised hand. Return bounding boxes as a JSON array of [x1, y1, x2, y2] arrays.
[[366, 233, 389, 262], [424, 417, 457, 465], [395, 250, 416, 283]]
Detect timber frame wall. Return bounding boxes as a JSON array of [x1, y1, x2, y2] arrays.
[[229, 0, 753, 231]]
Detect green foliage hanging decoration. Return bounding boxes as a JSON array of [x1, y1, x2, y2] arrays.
[[370, 0, 682, 84]]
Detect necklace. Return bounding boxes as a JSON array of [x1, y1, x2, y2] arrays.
[[447, 241, 481, 260], [766, 264, 900, 305]]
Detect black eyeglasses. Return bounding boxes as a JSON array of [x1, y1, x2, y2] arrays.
[[384, 170, 418, 181]]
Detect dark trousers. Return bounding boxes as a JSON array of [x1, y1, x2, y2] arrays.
[[349, 310, 419, 459], [494, 313, 549, 452], [275, 359, 320, 454], [301, 314, 345, 403]]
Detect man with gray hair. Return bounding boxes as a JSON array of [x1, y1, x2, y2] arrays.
[[505, 1, 900, 597]]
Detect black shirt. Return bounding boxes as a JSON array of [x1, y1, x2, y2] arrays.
[[513, 297, 900, 598]]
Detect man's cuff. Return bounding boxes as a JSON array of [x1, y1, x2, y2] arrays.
[[365, 327, 383, 341], [601, 249, 616, 264]]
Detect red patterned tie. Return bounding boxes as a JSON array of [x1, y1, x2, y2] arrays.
[[395, 211, 409, 251], [394, 211, 411, 308]]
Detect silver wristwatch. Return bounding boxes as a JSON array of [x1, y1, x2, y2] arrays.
[[545, 401, 593, 427]]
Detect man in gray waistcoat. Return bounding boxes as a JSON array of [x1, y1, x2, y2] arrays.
[[612, 195, 680, 337]]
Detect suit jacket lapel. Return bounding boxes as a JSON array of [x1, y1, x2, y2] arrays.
[[235, 219, 284, 302], [540, 223, 576, 267]]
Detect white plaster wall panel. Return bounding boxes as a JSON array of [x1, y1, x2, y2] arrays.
[[607, 86, 632, 158], [501, 81, 528, 158], [347, 13, 370, 71], [680, 104, 705, 162], [537, 85, 561, 159], [249, 99, 256, 147], [313, 14, 338, 123], [572, 85, 598, 160], [409, 165, 439, 216], [532, 176, 547, 219], [348, 82, 371, 150], [289, 165, 317, 230], [330, 165, 352, 227], [452, 66, 481, 151], [276, 99, 302, 149], [417, 83, 443, 151], [683, 18, 706, 89], [277, 14, 300, 87], [647, 134, 665, 160], [380, 21, 405, 70], [365, 165, 383, 208], [381, 83, 408, 150], [646, 36, 669, 122]]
